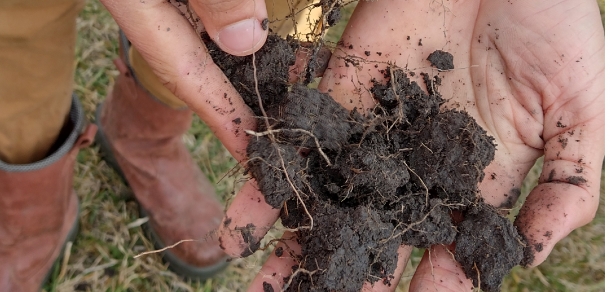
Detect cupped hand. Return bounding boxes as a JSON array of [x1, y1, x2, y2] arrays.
[[219, 0, 604, 291]]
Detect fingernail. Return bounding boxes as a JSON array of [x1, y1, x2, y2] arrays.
[[216, 18, 266, 55]]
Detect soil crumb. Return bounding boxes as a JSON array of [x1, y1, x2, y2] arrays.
[[206, 35, 524, 291], [427, 50, 455, 70]]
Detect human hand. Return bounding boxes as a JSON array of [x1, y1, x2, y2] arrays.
[[100, 0, 328, 164], [99, 0, 270, 163], [219, 0, 604, 291]]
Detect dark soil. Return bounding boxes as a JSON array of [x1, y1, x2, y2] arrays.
[[203, 33, 298, 116], [455, 204, 525, 292], [205, 33, 527, 292], [427, 50, 455, 71]]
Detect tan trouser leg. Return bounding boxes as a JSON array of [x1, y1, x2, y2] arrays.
[[0, 0, 83, 164], [267, 0, 322, 38], [129, 0, 322, 110]]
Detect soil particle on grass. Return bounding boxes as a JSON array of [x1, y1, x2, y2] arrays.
[[104, 266, 117, 277], [74, 282, 91, 292], [206, 34, 525, 291]]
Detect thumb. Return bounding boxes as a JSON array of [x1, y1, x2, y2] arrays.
[[191, 0, 269, 56]]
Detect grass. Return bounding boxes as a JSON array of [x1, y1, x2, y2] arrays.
[[47, 0, 605, 291]]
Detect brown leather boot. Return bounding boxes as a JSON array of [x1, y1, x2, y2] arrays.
[[0, 97, 96, 292], [95, 43, 228, 280]]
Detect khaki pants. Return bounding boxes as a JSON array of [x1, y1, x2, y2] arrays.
[[0, 0, 320, 164]]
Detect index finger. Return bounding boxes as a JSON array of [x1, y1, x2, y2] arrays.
[[101, 0, 256, 161], [218, 179, 280, 258]]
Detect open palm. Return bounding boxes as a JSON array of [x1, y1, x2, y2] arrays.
[[219, 0, 604, 291]]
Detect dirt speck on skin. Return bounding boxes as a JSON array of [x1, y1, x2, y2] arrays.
[[236, 223, 260, 257], [567, 176, 587, 186], [498, 188, 520, 209], [547, 169, 556, 182], [207, 34, 525, 291], [261, 18, 269, 30], [558, 135, 568, 149], [274, 246, 283, 257], [262, 282, 274, 292]]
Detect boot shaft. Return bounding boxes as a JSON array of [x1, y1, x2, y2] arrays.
[[0, 95, 96, 292], [100, 56, 193, 146]]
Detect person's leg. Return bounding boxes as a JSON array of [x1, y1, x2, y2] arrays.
[[267, 0, 322, 38], [0, 1, 97, 291], [0, 0, 83, 164]]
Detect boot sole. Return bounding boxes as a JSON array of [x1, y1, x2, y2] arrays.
[[94, 105, 229, 281]]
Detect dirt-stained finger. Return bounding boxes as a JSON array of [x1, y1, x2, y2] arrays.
[[516, 63, 604, 267], [247, 232, 301, 292], [515, 181, 600, 267], [361, 245, 412, 292], [289, 43, 332, 83], [219, 179, 280, 258], [410, 245, 473, 292]]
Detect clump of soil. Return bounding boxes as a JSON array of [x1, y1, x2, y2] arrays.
[[455, 204, 525, 291], [426, 50, 455, 71], [203, 32, 299, 116], [205, 33, 527, 292]]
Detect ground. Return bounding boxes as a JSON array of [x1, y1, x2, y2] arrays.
[[44, 0, 605, 291]]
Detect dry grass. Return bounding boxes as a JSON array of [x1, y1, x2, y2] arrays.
[[46, 0, 604, 291]]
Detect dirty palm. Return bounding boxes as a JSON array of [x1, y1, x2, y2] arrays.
[[214, 0, 603, 291]]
